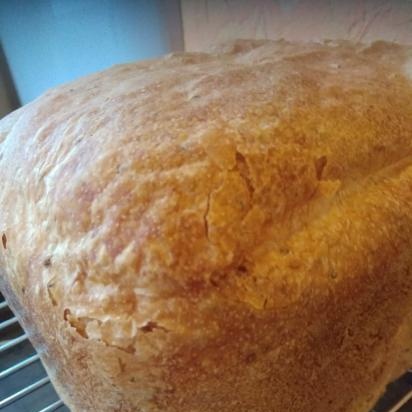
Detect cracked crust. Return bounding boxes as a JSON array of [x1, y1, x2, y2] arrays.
[[0, 40, 412, 411]]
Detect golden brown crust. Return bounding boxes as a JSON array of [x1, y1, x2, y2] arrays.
[[0, 39, 412, 411]]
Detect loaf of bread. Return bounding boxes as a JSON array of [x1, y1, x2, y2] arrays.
[[0, 40, 411, 412]]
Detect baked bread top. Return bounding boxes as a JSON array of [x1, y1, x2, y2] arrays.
[[0, 40, 411, 411], [1, 38, 412, 349]]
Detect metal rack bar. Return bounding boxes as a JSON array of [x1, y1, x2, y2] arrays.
[[0, 353, 40, 379], [386, 388, 412, 412], [0, 301, 9, 310], [0, 376, 50, 408], [0, 333, 28, 352], [0, 316, 18, 331], [37, 399, 64, 412]]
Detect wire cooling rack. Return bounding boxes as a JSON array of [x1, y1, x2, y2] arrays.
[[0, 292, 411, 412], [0, 293, 67, 412]]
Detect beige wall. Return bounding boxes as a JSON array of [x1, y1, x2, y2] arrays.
[[181, 0, 412, 52]]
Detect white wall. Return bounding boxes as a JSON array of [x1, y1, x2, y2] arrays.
[[0, 0, 182, 104], [182, 0, 412, 52]]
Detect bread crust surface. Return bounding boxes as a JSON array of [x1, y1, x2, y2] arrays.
[[0, 40, 411, 412]]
